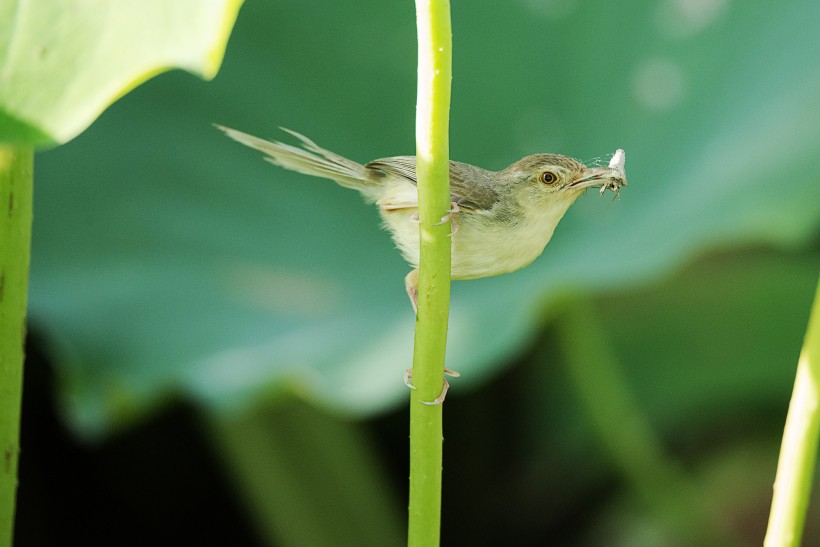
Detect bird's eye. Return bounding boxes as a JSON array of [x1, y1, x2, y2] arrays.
[[540, 171, 559, 185]]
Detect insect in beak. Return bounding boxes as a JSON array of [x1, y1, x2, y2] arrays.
[[570, 149, 627, 197]]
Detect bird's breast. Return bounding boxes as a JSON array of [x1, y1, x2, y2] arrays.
[[380, 198, 574, 280]]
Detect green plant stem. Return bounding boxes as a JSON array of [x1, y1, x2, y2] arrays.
[[765, 276, 820, 547], [556, 298, 717, 542], [209, 398, 403, 546], [407, 0, 452, 545], [556, 299, 677, 499], [0, 146, 33, 547]]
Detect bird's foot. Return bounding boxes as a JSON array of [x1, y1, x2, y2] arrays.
[[433, 202, 460, 235], [404, 368, 461, 405]]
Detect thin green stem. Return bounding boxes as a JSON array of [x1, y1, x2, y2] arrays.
[[556, 299, 678, 500], [209, 398, 403, 546], [407, 0, 452, 545], [0, 146, 34, 547], [765, 276, 820, 547], [555, 298, 720, 543]]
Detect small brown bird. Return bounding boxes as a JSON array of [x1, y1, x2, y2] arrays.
[[217, 126, 627, 309]]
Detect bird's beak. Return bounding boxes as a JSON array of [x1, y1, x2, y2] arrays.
[[570, 167, 619, 190], [569, 150, 627, 195]]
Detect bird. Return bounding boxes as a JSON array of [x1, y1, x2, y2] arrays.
[[217, 125, 626, 311]]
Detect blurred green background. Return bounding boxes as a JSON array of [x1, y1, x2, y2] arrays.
[[15, 0, 820, 545]]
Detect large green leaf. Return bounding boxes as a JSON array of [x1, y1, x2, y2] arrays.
[[29, 0, 820, 435], [0, 0, 242, 146]]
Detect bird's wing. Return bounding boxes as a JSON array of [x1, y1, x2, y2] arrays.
[[366, 156, 499, 211]]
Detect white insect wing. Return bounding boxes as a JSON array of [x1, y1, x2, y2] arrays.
[[602, 148, 627, 198]]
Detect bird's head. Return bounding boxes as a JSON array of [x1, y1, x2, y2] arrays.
[[501, 150, 627, 212]]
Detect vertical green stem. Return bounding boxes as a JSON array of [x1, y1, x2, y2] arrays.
[[765, 276, 820, 547], [556, 299, 678, 502], [210, 398, 403, 546], [0, 146, 33, 547], [408, 0, 452, 545], [556, 298, 718, 542]]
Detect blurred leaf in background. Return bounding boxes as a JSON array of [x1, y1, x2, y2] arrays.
[[29, 0, 820, 436], [18, 0, 820, 544]]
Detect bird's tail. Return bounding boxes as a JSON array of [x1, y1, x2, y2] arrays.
[[217, 125, 372, 193]]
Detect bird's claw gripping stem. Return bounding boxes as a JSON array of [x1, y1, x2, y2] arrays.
[[433, 202, 460, 235], [404, 368, 461, 405]]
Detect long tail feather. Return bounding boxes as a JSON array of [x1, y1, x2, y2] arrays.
[[216, 125, 372, 192]]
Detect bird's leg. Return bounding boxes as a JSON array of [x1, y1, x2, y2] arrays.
[[402, 264, 460, 403], [405, 268, 419, 314]]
